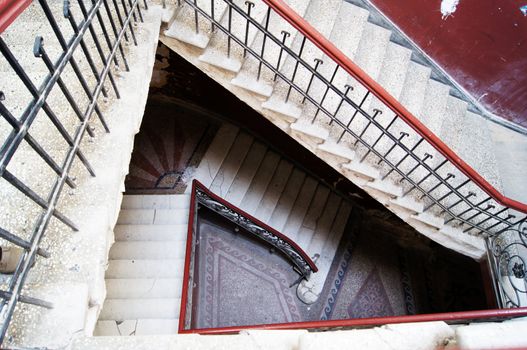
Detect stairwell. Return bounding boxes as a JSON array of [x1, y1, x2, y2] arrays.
[[95, 123, 354, 335], [158, 0, 523, 262]]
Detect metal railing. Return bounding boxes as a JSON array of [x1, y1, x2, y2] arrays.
[[0, 0, 148, 344], [173, 0, 527, 308]]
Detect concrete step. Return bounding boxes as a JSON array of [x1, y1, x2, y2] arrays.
[[224, 141, 267, 206], [105, 278, 182, 299], [189, 123, 240, 190], [120, 194, 191, 209], [254, 159, 294, 223], [109, 241, 186, 260], [116, 209, 188, 225], [282, 176, 319, 242], [209, 132, 254, 197], [164, 0, 228, 49], [99, 298, 181, 320], [268, 168, 306, 232], [95, 318, 179, 336], [231, 0, 311, 95], [239, 150, 281, 215], [114, 224, 188, 241], [305, 192, 342, 257], [198, 0, 269, 73], [295, 185, 330, 249], [106, 259, 184, 279]]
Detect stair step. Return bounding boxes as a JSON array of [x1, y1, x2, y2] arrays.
[[296, 185, 331, 249], [109, 241, 186, 260], [306, 193, 342, 256], [116, 209, 188, 225], [410, 212, 444, 230], [342, 161, 380, 181], [316, 141, 356, 165], [290, 121, 329, 145], [231, 74, 273, 97], [106, 259, 184, 279], [190, 124, 240, 190], [254, 160, 294, 223], [225, 141, 267, 206], [95, 319, 179, 336], [99, 298, 181, 320], [209, 132, 254, 197], [105, 278, 182, 299], [282, 177, 319, 242], [365, 179, 403, 198], [262, 98, 302, 122], [114, 225, 188, 242], [399, 61, 432, 117], [268, 169, 306, 232], [121, 194, 191, 209], [239, 151, 281, 215], [389, 196, 424, 215]]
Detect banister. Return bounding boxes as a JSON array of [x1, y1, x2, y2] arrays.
[[0, 0, 32, 34], [262, 0, 527, 215]]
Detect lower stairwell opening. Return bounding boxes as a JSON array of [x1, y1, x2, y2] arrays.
[[95, 42, 494, 336]]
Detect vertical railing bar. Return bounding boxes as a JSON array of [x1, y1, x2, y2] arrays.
[[2, 170, 78, 230], [0, 38, 95, 176], [256, 6, 271, 81], [101, 0, 130, 71], [91, 0, 121, 67], [38, 0, 109, 129], [77, 0, 121, 98], [0, 227, 49, 258], [111, 0, 130, 42], [0, 1, 140, 342], [284, 36, 306, 103], [0, 96, 76, 189], [118, 0, 138, 44]]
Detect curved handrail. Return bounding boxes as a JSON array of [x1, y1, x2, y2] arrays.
[[0, 0, 32, 34], [262, 0, 527, 215]]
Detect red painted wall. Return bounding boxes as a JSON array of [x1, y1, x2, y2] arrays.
[[369, 0, 527, 128]]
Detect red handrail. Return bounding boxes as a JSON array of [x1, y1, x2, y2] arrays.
[[262, 0, 527, 215], [0, 0, 32, 34]]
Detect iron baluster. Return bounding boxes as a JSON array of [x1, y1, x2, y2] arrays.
[[91, 0, 121, 67], [0, 227, 49, 258], [38, 0, 109, 129], [257, 6, 271, 81], [129, 0, 144, 22], [243, 1, 255, 58], [420, 172, 455, 200], [210, 0, 215, 31], [285, 36, 307, 103], [382, 137, 424, 180], [360, 114, 398, 162], [423, 179, 470, 212], [102, 0, 130, 71], [123, 0, 138, 23], [441, 191, 476, 215], [337, 91, 371, 142], [118, 0, 138, 44], [399, 152, 433, 183], [470, 213, 516, 235], [328, 84, 352, 128], [402, 159, 448, 196], [377, 131, 409, 166], [0, 38, 95, 176], [0, 290, 53, 309], [193, 0, 199, 34], [312, 64, 339, 122], [227, 4, 232, 57], [0, 94, 76, 189], [274, 30, 290, 81], [77, 0, 121, 98], [354, 108, 382, 145], [33, 36, 95, 137], [111, 0, 130, 42], [303, 58, 323, 105]]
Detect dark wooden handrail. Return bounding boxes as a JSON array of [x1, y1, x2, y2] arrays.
[[262, 0, 527, 214]]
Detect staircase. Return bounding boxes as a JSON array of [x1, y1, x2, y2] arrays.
[[95, 123, 353, 335], [157, 0, 524, 263]]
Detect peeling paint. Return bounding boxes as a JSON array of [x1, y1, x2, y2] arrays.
[[441, 0, 460, 19]]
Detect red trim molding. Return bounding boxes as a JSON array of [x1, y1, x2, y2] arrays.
[[180, 307, 527, 334], [262, 0, 527, 214], [0, 0, 32, 34]]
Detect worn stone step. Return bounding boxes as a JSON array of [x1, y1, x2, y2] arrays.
[[114, 224, 188, 241], [94, 318, 179, 336], [109, 241, 186, 260], [106, 259, 184, 279], [99, 298, 181, 320], [105, 278, 182, 299]]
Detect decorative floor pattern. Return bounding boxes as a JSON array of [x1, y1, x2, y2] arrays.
[[125, 99, 218, 194], [192, 208, 302, 329]]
